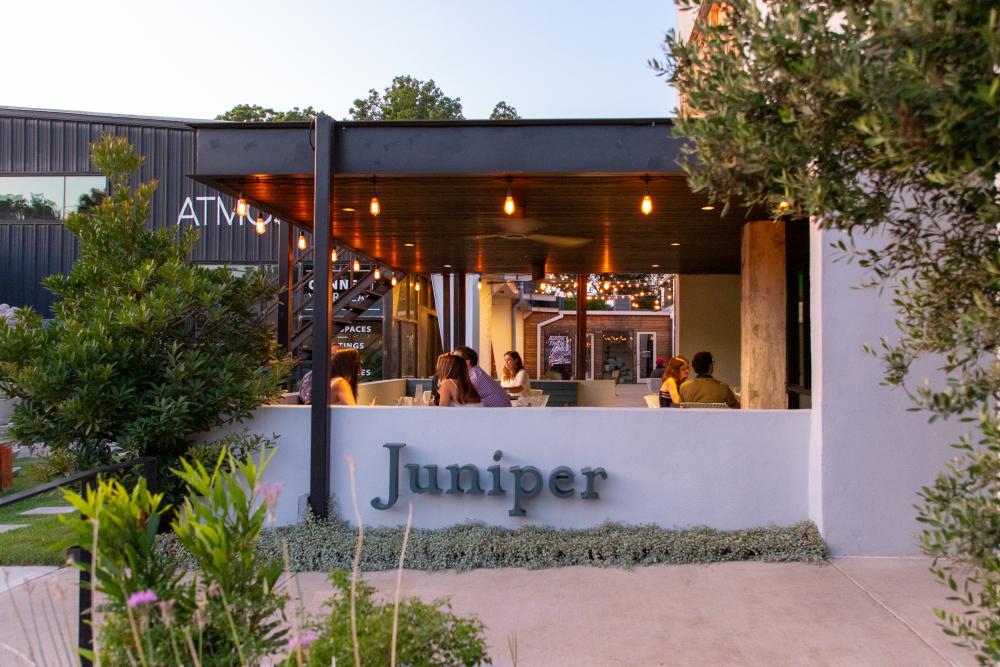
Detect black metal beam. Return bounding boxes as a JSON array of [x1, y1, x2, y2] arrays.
[[576, 273, 587, 381], [455, 272, 466, 348], [190, 120, 682, 178], [442, 272, 452, 352], [277, 221, 292, 352], [309, 115, 333, 519]]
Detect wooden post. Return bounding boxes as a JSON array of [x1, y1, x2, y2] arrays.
[[741, 221, 787, 408], [575, 273, 588, 381]]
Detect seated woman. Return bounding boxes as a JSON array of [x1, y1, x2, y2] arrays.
[[299, 348, 361, 406], [500, 350, 531, 399], [658, 355, 689, 407], [434, 353, 482, 407]]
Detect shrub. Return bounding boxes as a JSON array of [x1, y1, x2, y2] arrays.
[[0, 135, 290, 500], [281, 570, 489, 667]]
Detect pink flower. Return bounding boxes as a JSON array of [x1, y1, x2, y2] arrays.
[[287, 630, 318, 651], [127, 589, 158, 608], [256, 481, 283, 524]]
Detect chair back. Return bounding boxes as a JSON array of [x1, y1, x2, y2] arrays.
[[643, 394, 660, 409], [679, 402, 729, 409]]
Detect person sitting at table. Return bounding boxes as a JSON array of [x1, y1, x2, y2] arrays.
[[435, 353, 482, 407], [299, 347, 360, 406], [659, 355, 689, 407], [500, 350, 531, 399], [650, 357, 667, 380], [453, 345, 511, 407], [679, 351, 740, 408]]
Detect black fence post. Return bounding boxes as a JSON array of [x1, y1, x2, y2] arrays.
[[77, 476, 95, 667]]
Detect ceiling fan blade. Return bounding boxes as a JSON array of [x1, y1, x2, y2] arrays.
[[487, 217, 542, 235], [526, 234, 592, 248]]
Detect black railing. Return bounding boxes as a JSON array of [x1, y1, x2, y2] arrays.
[[0, 456, 158, 667]]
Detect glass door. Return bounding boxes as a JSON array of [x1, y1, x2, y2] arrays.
[[636, 332, 656, 380]]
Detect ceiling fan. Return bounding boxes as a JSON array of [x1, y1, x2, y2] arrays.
[[474, 217, 591, 249]]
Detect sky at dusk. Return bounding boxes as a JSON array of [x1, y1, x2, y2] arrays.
[[7, 0, 679, 121]]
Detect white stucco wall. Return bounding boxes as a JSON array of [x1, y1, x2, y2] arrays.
[[810, 224, 971, 555], [675, 274, 742, 385], [234, 405, 810, 531]]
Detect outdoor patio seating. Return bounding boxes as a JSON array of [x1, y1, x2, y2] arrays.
[[643, 394, 659, 408], [679, 402, 729, 409]]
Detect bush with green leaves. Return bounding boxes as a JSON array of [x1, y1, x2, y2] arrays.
[[281, 569, 489, 667], [656, 1, 999, 661], [61, 450, 289, 666], [0, 134, 290, 497]]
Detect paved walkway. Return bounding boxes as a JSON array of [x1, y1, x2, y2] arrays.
[[0, 558, 976, 666]]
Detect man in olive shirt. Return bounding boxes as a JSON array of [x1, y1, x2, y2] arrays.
[[679, 351, 740, 408]]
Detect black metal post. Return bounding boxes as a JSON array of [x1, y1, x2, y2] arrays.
[[77, 475, 95, 667], [310, 114, 334, 519], [455, 272, 466, 348], [442, 272, 452, 352], [277, 220, 292, 351], [576, 273, 588, 381]]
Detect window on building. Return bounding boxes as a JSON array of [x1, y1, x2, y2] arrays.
[[0, 175, 107, 220]]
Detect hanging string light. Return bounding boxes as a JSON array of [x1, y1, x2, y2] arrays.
[[353, 257, 361, 272], [373, 267, 381, 280], [297, 233, 307, 250], [255, 213, 266, 235], [236, 193, 248, 218], [370, 176, 381, 217], [414, 281, 421, 292], [391, 274, 398, 287], [503, 176, 515, 216], [331, 247, 338, 262]]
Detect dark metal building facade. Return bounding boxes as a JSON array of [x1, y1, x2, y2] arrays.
[[0, 107, 280, 313]]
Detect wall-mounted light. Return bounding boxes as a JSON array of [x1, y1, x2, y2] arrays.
[[236, 193, 248, 217], [255, 213, 266, 235], [503, 177, 515, 216], [370, 177, 381, 217], [640, 176, 653, 216], [297, 233, 307, 250]]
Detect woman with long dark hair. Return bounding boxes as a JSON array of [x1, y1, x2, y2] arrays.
[[500, 350, 530, 399], [329, 347, 361, 406], [435, 353, 482, 407]]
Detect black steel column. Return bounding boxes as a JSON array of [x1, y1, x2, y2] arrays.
[[309, 114, 334, 519], [455, 272, 466, 348], [576, 273, 587, 381], [277, 220, 293, 351], [442, 272, 452, 351]]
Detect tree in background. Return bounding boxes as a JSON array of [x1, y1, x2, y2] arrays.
[[490, 101, 521, 120], [349, 75, 465, 120], [0, 135, 291, 498], [657, 1, 999, 660], [216, 104, 321, 122]]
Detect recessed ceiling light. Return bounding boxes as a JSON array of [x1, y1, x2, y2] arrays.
[[443, 264, 452, 268], [701, 205, 715, 211], [404, 242, 415, 247], [342, 207, 356, 212], [669, 242, 681, 247], [651, 264, 660, 268]]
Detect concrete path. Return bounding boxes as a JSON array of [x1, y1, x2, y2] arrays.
[[0, 559, 977, 666]]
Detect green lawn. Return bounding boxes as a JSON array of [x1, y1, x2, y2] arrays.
[[0, 458, 77, 565]]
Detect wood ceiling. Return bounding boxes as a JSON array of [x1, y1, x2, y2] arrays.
[[216, 173, 752, 275]]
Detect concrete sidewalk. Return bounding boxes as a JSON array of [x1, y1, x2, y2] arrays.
[[0, 559, 975, 666]]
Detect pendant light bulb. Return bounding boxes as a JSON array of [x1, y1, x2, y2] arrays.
[[477, 281, 482, 291], [370, 176, 380, 216], [353, 258, 361, 272], [297, 233, 307, 250], [331, 248, 338, 262], [415, 281, 421, 292], [503, 191, 515, 216], [236, 194, 248, 217], [374, 267, 381, 280], [640, 176, 653, 216], [255, 214, 266, 235], [391, 274, 398, 287]]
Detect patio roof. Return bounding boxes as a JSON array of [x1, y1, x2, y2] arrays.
[[188, 118, 758, 275]]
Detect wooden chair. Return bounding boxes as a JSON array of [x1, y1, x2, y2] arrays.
[[643, 394, 660, 409]]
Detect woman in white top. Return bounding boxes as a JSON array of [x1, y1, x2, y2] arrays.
[[500, 351, 530, 398]]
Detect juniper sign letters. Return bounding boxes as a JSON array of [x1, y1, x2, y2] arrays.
[[371, 443, 608, 517]]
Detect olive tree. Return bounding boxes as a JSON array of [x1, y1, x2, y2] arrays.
[[655, 1, 999, 661]]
